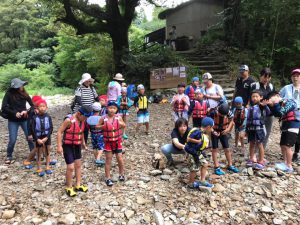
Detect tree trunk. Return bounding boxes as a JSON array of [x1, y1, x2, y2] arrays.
[[110, 26, 129, 74]]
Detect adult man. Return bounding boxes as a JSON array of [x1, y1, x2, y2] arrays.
[[234, 65, 255, 106], [202, 73, 224, 109]]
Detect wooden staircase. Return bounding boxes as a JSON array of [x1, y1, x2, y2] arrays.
[[178, 50, 235, 101]]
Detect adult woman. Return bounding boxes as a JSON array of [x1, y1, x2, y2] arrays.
[[1, 78, 34, 164], [73, 73, 98, 143], [161, 118, 191, 166], [107, 73, 124, 102]]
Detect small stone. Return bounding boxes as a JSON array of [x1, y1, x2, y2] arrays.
[[41, 221, 53, 225], [160, 175, 171, 180], [229, 210, 236, 217], [199, 186, 212, 194], [62, 213, 76, 224], [261, 206, 274, 214], [140, 176, 151, 183], [2, 210, 15, 219], [181, 168, 190, 173], [247, 167, 254, 176], [153, 210, 164, 225], [273, 218, 283, 225], [210, 200, 217, 209], [150, 143, 160, 149], [150, 170, 163, 176], [32, 218, 43, 225], [261, 171, 277, 178], [136, 196, 151, 205], [212, 183, 225, 193], [163, 168, 173, 175], [125, 210, 135, 220]]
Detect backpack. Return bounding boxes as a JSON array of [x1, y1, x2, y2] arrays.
[[127, 84, 138, 100], [70, 86, 96, 112]]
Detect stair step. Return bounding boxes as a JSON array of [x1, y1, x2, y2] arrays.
[[198, 65, 226, 70], [187, 60, 221, 66]]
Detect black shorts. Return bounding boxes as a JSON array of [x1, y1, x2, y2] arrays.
[[63, 144, 82, 164], [280, 131, 299, 147], [35, 136, 51, 147], [211, 133, 229, 149], [247, 129, 265, 143], [192, 118, 203, 128]]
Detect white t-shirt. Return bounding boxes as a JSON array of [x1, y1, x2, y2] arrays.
[[203, 84, 224, 108]]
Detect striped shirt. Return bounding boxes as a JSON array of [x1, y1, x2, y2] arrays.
[[73, 85, 98, 112]]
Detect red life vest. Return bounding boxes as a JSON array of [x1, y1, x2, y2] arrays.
[[281, 101, 296, 122], [102, 116, 122, 142], [174, 98, 186, 112], [213, 112, 230, 131], [188, 86, 195, 100], [192, 101, 208, 118], [233, 108, 246, 127], [63, 116, 84, 145]]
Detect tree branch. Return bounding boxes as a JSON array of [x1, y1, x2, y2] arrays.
[[69, 0, 108, 20]]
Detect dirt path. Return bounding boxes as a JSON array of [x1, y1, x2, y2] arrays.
[[0, 103, 299, 225]]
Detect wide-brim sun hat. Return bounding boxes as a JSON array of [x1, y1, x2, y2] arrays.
[[113, 73, 125, 81], [291, 69, 300, 75], [11, 78, 28, 89], [92, 102, 102, 112], [79, 73, 94, 85]]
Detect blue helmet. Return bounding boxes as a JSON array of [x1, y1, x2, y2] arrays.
[[201, 117, 214, 127]]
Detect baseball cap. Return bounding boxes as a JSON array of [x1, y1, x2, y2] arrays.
[[192, 77, 199, 82], [11, 78, 28, 89], [137, 84, 145, 90], [202, 73, 213, 81], [239, 65, 249, 72], [201, 117, 214, 127]]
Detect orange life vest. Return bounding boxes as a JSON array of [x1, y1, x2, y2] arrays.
[[188, 86, 195, 100], [192, 101, 208, 118], [233, 108, 246, 127], [102, 116, 122, 142], [120, 97, 129, 110], [63, 115, 84, 145], [174, 98, 186, 112], [213, 112, 230, 131]]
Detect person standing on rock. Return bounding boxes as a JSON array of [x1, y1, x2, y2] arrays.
[[1, 78, 35, 164], [72, 73, 98, 144], [233, 65, 255, 107], [202, 73, 224, 109], [161, 118, 191, 167], [107, 73, 124, 102], [185, 77, 200, 101], [250, 68, 275, 150], [279, 68, 300, 163]]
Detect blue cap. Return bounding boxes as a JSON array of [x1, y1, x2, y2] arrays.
[[78, 105, 93, 117], [192, 77, 199, 82], [107, 101, 119, 108], [201, 117, 214, 127], [234, 96, 243, 104]]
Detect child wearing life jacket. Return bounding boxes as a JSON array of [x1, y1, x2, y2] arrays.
[[171, 83, 190, 122], [185, 117, 214, 189], [57, 105, 92, 197], [87, 102, 105, 166], [188, 89, 209, 127], [117, 87, 133, 139], [134, 84, 150, 135], [97, 101, 126, 186], [28, 99, 53, 176], [185, 77, 200, 101], [267, 91, 300, 172], [99, 95, 108, 116], [211, 103, 239, 175], [246, 90, 270, 170], [232, 97, 248, 152]]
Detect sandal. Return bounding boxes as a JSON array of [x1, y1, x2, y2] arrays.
[[65, 187, 77, 197], [49, 160, 57, 166], [45, 168, 53, 175], [253, 163, 265, 170], [23, 160, 31, 166], [36, 169, 45, 177], [105, 179, 114, 187], [187, 181, 200, 189], [74, 185, 88, 192], [25, 164, 34, 169], [246, 160, 256, 167], [5, 158, 14, 164]]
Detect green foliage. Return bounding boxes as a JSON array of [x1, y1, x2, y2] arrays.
[[16, 48, 54, 69]]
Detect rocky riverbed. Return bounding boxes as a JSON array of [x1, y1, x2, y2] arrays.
[[0, 100, 300, 225]]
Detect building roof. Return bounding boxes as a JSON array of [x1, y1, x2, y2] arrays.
[[158, 0, 223, 19]]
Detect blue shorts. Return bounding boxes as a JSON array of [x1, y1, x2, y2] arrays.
[[91, 133, 104, 150], [137, 111, 150, 124], [247, 129, 266, 143]]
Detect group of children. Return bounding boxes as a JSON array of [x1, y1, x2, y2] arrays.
[[170, 78, 300, 188]]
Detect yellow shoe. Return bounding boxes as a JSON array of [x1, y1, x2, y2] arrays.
[[65, 187, 77, 197], [74, 185, 88, 193]]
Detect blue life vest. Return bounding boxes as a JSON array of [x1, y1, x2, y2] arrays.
[[246, 105, 265, 128], [35, 114, 51, 137], [127, 84, 138, 100]]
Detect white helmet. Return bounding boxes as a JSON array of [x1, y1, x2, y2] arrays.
[[137, 84, 145, 91], [92, 102, 101, 112]]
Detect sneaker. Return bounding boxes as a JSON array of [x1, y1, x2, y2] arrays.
[[49, 160, 57, 166], [95, 159, 102, 165], [45, 169, 53, 175], [74, 185, 88, 192], [65, 187, 77, 197], [246, 160, 255, 167], [105, 179, 114, 186], [36, 170, 45, 177], [187, 181, 200, 189], [253, 163, 265, 170], [275, 162, 288, 171], [228, 165, 239, 173], [119, 175, 125, 182], [283, 167, 294, 173], [25, 164, 34, 169], [199, 181, 214, 188], [214, 167, 225, 175], [123, 134, 128, 140]]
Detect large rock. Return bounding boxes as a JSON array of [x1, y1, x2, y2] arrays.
[[212, 183, 225, 193], [163, 168, 173, 175], [150, 170, 163, 176], [125, 210, 135, 220], [152, 153, 166, 170], [153, 210, 164, 225], [2, 210, 15, 219], [261, 171, 277, 178], [136, 196, 152, 205]]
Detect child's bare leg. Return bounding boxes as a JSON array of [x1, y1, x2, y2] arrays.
[[235, 132, 239, 147], [45, 145, 51, 169], [37, 147, 42, 171], [123, 115, 127, 135], [281, 146, 286, 162], [188, 171, 196, 184], [200, 165, 208, 182], [135, 124, 141, 133], [240, 132, 245, 148], [99, 150, 103, 160], [145, 122, 149, 133], [212, 148, 219, 167], [94, 150, 101, 160], [116, 153, 124, 175], [105, 151, 113, 179], [257, 143, 265, 164], [249, 142, 256, 161], [74, 159, 82, 187], [66, 163, 74, 188], [285, 147, 293, 168], [224, 148, 232, 166]]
